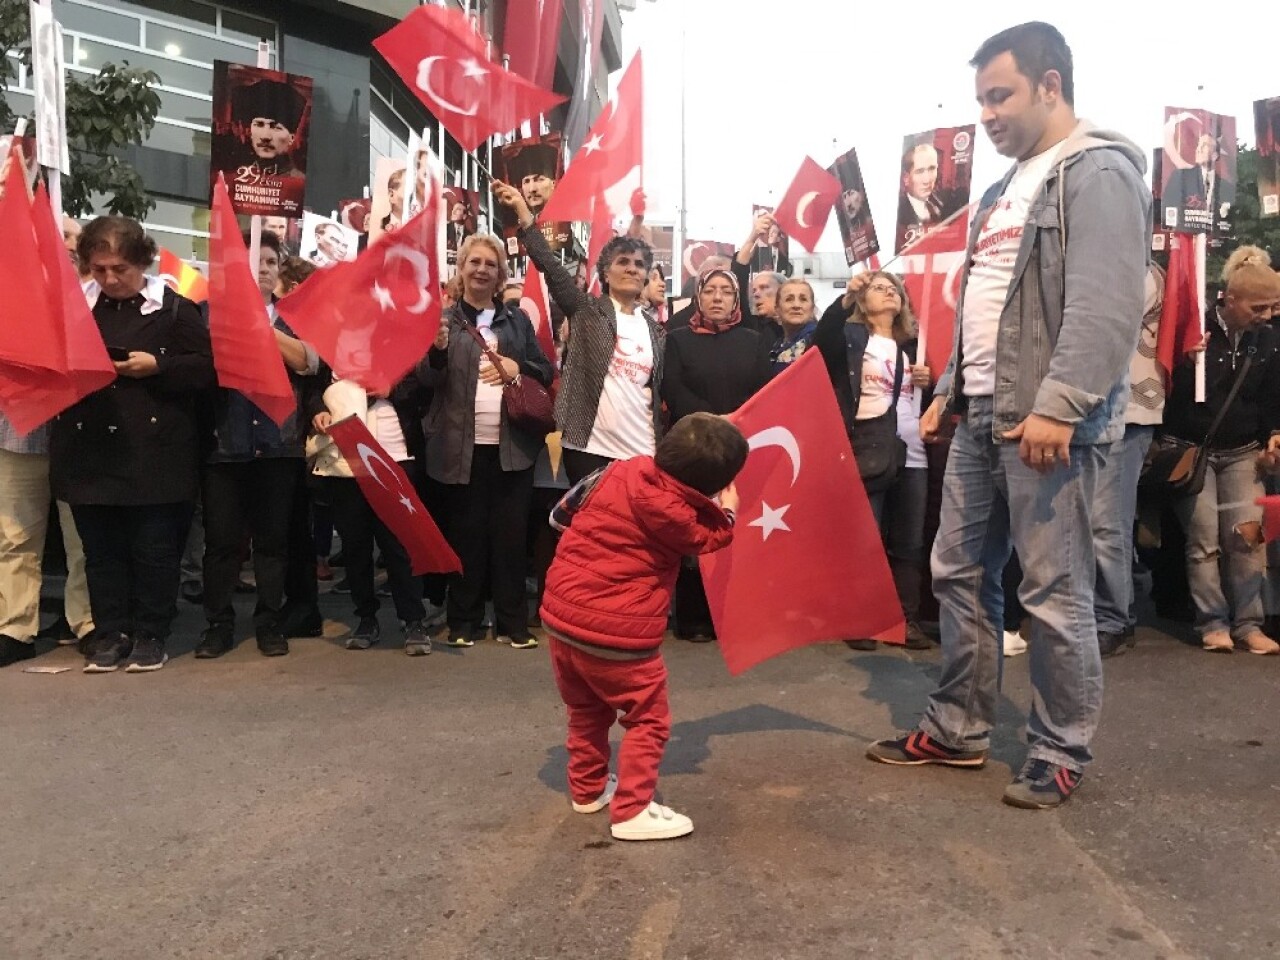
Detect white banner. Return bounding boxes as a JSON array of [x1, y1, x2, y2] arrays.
[[29, 1, 70, 176]]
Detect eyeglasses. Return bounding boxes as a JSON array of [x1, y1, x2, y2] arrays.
[[866, 283, 900, 295]]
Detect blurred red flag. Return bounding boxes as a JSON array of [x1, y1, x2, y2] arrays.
[[700, 349, 905, 675], [503, 0, 562, 91], [772, 156, 841, 253], [519, 259, 557, 369], [277, 190, 442, 395], [158, 247, 209, 303], [373, 5, 565, 153], [328, 415, 462, 575], [541, 53, 643, 224], [1259, 496, 1280, 544], [897, 208, 971, 375], [583, 199, 614, 298], [208, 174, 295, 426], [1156, 232, 1204, 385]]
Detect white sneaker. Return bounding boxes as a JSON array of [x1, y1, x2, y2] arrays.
[[571, 773, 617, 814], [610, 801, 693, 841], [1002, 630, 1028, 657]]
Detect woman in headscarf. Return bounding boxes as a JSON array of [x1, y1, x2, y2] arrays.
[[661, 266, 772, 641]]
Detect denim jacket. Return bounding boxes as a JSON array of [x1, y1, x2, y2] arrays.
[[936, 122, 1152, 445], [207, 309, 319, 463]]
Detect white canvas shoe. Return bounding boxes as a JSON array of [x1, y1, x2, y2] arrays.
[[1002, 630, 1028, 657], [610, 802, 693, 841], [571, 774, 617, 814]]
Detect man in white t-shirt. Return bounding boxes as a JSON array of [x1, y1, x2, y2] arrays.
[[867, 21, 1150, 811]]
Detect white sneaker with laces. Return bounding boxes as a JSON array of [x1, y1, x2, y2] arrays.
[[571, 773, 617, 814], [1002, 630, 1028, 657], [610, 801, 693, 841]]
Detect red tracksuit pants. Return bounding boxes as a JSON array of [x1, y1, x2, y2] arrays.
[[549, 637, 671, 824]]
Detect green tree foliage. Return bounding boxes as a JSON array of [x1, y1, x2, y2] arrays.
[[0, 3, 161, 219], [1219, 146, 1280, 275]]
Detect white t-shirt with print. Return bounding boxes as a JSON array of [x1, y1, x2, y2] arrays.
[[575, 304, 656, 460], [856, 333, 900, 420], [960, 143, 1065, 397], [896, 384, 926, 469], [473, 309, 504, 445]]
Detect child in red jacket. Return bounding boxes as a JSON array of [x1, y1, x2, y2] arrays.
[[540, 413, 747, 841]]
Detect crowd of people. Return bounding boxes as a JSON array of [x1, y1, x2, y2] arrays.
[[2, 19, 1279, 831]]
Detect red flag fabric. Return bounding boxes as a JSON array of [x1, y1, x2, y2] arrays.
[[541, 53, 643, 224], [700, 349, 906, 675], [503, 0, 562, 91], [772, 156, 842, 253], [327, 415, 462, 575], [158, 247, 209, 303], [0, 150, 62, 375], [519, 259, 557, 369], [584, 199, 614, 298], [897, 209, 971, 375], [373, 5, 565, 153], [1156, 232, 1203, 385], [1258, 496, 1280, 544], [277, 188, 442, 396], [208, 175, 296, 427]]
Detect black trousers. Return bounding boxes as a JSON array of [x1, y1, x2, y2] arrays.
[[414, 467, 450, 607], [325, 474, 425, 624], [283, 460, 319, 619], [675, 560, 714, 637], [563, 448, 615, 485], [72, 502, 193, 641], [445, 445, 533, 638], [201, 458, 296, 632]]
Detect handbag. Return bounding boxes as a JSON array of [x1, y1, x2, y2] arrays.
[[463, 321, 556, 437], [1141, 349, 1253, 499], [849, 344, 907, 494]]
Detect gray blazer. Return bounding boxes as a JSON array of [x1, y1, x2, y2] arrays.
[[416, 302, 554, 484]]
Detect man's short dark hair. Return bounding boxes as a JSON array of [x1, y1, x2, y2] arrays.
[[654, 413, 749, 496], [243, 229, 282, 258], [970, 21, 1074, 107], [78, 216, 156, 269], [595, 235, 653, 295]]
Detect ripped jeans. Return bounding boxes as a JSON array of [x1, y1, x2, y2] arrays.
[[1173, 445, 1266, 640]]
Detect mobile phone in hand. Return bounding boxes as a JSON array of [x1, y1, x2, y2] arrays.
[[106, 345, 131, 362]]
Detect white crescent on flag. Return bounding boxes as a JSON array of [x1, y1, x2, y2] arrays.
[[356, 442, 416, 514], [416, 56, 483, 118], [746, 426, 802, 486], [381, 244, 434, 315], [794, 191, 820, 230]]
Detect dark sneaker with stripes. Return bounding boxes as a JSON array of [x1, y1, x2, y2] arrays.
[[1002, 758, 1083, 809], [865, 729, 988, 768]]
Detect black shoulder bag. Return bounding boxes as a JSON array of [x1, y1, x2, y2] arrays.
[[850, 342, 908, 495]]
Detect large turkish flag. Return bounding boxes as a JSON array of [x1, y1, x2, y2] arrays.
[[700, 349, 905, 675], [373, 5, 565, 153], [327, 415, 461, 575], [771, 156, 841, 253]]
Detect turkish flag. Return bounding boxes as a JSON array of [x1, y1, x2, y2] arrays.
[[327, 415, 462, 575], [208, 175, 296, 427], [1258, 496, 1280, 544], [1156, 232, 1204, 386], [158, 246, 209, 303], [278, 189, 441, 395], [519, 259, 557, 369], [772, 156, 841, 253], [897, 208, 971, 375], [584, 198, 615, 297], [700, 349, 906, 675], [503, 0, 562, 91], [541, 53, 643, 224], [373, 5, 565, 153]]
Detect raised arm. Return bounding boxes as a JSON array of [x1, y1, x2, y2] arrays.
[[493, 179, 591, 318]]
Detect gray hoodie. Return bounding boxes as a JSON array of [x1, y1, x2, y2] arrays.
[[936, 121, 1152, 444]]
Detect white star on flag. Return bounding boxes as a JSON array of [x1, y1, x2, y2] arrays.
[[749, 501, 791, 541], [399, 494, 416, 513], [371, 282, 396, 311], [460, 57, 488, 79], [582, 133, 604, 154]]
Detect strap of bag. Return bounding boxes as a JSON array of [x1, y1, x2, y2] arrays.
[[462, 320, 518, 387], [1201, 348, 1253, 449], [891, 346, 905, 405]]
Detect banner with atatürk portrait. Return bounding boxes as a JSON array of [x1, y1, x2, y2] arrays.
[[1160, 107, 1236, 236], [894, 126, 974, 253], [828, 146, 880, 266], [210, 61, 314, 217], [1254, 97, 1280, 218], [497, 133, 570, 255]]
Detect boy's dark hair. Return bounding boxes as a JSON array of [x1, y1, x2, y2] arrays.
[[595, 235, 653, 295], [78, 215, 156, 269], [243, 229, 283, 258], [970, 22, 1074, 107], [654, 413, 749, 496]]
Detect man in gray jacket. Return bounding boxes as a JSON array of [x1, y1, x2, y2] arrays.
[[866, 22, 1151, 808]]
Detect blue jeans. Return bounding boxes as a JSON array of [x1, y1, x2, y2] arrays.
[[1173, 447, 1266, 639], [1093, 424, 1154, 634], [921, 397, 1106, 771]]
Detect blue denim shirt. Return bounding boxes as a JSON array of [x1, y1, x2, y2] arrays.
[[207, 310, 318, 463]]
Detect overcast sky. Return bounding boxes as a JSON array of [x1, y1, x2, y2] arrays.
[[615, 0, 1280, 256]]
